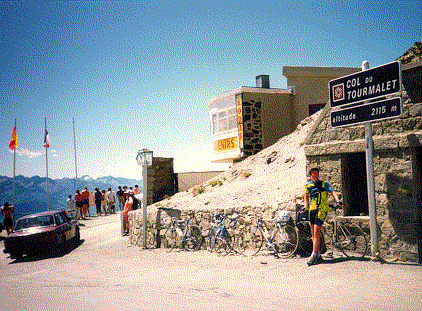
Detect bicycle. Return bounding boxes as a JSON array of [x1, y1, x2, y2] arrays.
[[236, 211, 299, 258], [162, 212, 203, 252], [206, 214, 237, 255], [322, 204, 368, 258], [295, 209, 327, 257]]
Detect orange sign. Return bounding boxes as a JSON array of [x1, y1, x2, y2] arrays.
[[236, 95, 243, 148], [238, 124, 243, 142], [236, 96, 243, 123], [213, 137, 238, 153]]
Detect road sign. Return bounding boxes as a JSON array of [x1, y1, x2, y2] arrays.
[[330, 97, 402, 128], [329, 61, 401, 108]]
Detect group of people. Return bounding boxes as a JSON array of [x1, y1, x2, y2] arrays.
[[65, 185, 142, 222]]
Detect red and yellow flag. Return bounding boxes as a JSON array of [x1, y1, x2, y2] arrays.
[[9, 126, 18, 151]]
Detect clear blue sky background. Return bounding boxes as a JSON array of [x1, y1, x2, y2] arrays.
[[1, 0, 421, 179]]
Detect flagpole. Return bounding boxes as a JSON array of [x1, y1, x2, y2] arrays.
[[12, 119, 16, 209], [73, 118, 78, 191], [45, 117, 49, 211]]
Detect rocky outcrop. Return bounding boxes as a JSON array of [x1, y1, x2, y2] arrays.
[[398, 41, 422, 64]]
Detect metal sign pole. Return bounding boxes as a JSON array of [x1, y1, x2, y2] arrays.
[[362, 61, 379, 258]]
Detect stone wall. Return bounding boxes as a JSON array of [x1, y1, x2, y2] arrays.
[[128, 202, 300, 249], [242, 99, 263, 157]]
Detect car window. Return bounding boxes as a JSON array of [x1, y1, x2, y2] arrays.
[[15, 215, 56, 230], [62, 212, 71, 222], [15, 217, 39, 230], [56, 213, 65, 225], [38, 215, 55, 227]]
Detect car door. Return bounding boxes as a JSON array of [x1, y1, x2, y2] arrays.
[[56, 213, 71, 242]]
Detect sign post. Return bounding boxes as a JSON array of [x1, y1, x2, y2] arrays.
[[329, 60, 402, 258], [362, 61, 379, 259], [136, 149, 153, 249]]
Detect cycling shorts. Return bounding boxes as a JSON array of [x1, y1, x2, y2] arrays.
[[308, 209, 328, 227]]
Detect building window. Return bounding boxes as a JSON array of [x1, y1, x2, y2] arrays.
[[212, 108, 237, 134]]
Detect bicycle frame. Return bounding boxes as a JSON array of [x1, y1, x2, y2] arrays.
[[327, 208, 352, 247], [171, 217, 193, 243], [323, 204, 368, 258], [255, 218, 281, 251], [207, 214, 236, 253]]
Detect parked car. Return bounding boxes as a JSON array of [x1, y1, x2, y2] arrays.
[[3, 210, 80, 259]]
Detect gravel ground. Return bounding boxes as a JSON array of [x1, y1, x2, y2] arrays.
[[2, 213, 421, 311]]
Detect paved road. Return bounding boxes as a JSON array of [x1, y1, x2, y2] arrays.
[[1, 213, 421, 311]]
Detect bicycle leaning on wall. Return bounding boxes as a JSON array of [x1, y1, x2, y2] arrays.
[[162, 212, 203, 252], [322, 204, 368, 258], [206, 213, 237, 255], [236, 211, 299, 258]]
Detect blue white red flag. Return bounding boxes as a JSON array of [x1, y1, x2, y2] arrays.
[[43, 130, 50, 148]]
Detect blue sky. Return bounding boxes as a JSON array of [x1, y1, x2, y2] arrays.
[[1, 0, 421, 179]]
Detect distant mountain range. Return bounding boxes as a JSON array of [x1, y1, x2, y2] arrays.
[[0, 175, 142, 218]]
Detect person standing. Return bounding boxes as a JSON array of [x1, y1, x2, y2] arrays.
[[133, 185, 141, 195], [101, 190, 107, 215], [75, 190, 83, 219], [81, 187, 90, 218], [123, 186, 129, 202], [304, 167, 342, 266], [116, 186, 125, 211], [123, 193, 134, 236], [1, 202, 14, 234], [66, 195, 75, 218], [106, 187, 116, 214], [94, 187, 102, 216]]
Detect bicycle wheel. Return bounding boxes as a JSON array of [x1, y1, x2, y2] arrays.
[[184, 225, 203, 251], [335, 223, 368, 258], [273, 224, 299, 258], [237, 225, 263, 256], [163, 227, 178, 252], [214, 229, 233, 255], [206, 228, 217, 252]]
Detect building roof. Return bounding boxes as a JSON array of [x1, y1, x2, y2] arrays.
[[208, 86, 293, 109]]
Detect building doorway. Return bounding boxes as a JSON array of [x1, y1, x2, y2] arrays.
[[341, 152, 369, 216]]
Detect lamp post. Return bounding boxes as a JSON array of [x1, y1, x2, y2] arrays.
[[136, 148, 153, 248]]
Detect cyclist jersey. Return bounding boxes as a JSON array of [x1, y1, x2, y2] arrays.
[[305, 180, 334, 212]]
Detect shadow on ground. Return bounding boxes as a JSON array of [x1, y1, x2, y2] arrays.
[[7, 239, 85, 264]]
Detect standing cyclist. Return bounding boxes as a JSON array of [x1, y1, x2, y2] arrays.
[[304, 167, 342, 266]]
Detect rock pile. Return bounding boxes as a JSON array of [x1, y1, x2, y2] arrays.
[[154, 112, 320, 214]]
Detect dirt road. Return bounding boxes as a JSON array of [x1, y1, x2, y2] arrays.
[[1, 213, 421, 310]]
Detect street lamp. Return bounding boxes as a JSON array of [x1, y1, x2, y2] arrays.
[[136, 148, 153, 248]]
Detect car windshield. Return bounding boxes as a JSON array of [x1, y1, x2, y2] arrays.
[[15, 215, 55, 231]]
